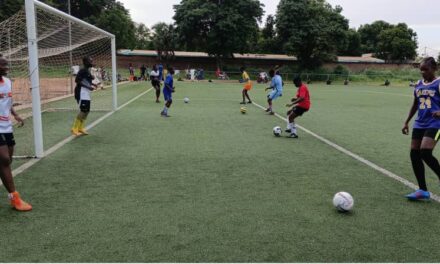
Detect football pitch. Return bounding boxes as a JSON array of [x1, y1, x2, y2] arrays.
[[2, 81, 440, 262]]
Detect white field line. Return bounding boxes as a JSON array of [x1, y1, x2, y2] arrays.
[[11, 88, 153, 177], [252, 101, 440, 203]]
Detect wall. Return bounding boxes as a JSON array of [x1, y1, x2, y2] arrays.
[[117, 55, 416, 74]]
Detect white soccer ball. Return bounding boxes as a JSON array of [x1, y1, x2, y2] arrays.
[[184, 97, 190, 103], [333, 192, 354, 212], [273, 126, 282, 137]]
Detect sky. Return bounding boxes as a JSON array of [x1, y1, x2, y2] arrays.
[[121, 0, 440, 57]]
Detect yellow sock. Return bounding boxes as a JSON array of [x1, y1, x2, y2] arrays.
[[72, 118, 80, 130], [79, 119, 87, 132]]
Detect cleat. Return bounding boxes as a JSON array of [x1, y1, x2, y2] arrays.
[[268, 111, 275, 115], [71, 128, 81, 136], [78, 129, 89, 135], [289, 133, 299, 138], [156, 99, 160, 103], [247, 101, 252, 104], [9, 192, 32, 212], [240, 101, 246, 105], [405, 189, 430, 200], [285, 129, 292, 133], [265, 108, 271, 112]]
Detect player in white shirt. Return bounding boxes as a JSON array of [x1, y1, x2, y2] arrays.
[[0, 57, 32, 211], [150, 65, 161, 103], [72, 57, 97, 136]]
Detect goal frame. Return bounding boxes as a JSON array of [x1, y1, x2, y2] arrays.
[[24, 0, 117, 158]]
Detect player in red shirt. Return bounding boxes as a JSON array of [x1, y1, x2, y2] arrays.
[[285, 76, 311, 138]]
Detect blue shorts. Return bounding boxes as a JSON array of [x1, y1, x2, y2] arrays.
[[268, 90, 282, 100], [163, 90, 172, 101]]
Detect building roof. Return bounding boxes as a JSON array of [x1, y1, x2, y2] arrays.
[[118, 49, 385, 64]]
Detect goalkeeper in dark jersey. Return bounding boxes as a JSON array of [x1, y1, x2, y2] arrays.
[[71, 57, 96, 136]]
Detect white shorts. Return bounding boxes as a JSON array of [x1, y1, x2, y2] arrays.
[[268, 90, 282, 100]]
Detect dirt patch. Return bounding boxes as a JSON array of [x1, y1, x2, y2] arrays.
[[11, 77, 74, 106]]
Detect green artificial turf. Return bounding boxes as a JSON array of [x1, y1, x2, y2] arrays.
[[1, 81, 440, 262]]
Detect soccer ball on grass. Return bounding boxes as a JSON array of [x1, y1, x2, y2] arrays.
[[333, 192, 354, 212], [273, 126, 282, 137]]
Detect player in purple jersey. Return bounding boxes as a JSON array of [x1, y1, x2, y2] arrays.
[[402, 57, 440, 200]]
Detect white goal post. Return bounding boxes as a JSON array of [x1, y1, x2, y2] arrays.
[[23, 0, 117, 158]]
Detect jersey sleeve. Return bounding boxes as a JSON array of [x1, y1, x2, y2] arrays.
[[75, 70, 83, 84]]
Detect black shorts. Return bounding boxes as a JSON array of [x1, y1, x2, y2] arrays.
[[79, 100, 91, 113], [412, 128, 440, 141], [0, 133, 16, 147], [151, 80, 160, 88], [292, 107, 308, 116]]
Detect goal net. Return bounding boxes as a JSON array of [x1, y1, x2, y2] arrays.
[[0, 0, 116, 158]]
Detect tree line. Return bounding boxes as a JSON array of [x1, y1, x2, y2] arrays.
[[0, 0, 419, 69]]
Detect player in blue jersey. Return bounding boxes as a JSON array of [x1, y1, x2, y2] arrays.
[[265, 69, 283, 115], [158, 63, 164, 81], [402, 57, 440, 200], [161, 67, 175, 117]]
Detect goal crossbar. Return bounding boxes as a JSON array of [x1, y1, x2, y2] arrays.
[[33, 1, 114, 38]]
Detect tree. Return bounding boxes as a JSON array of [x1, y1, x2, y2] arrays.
[[0, 0, 25, 21], [262, 15, 276, 40], [376, 23, 417, 62], [339, 29, 362, 56], [258, 15, 279, 54], [0, 0, 137, 50], [276, 0, 349, 69], [88, 3, 136, 49], [358, 20, 392, 54], [173, 0, 264, 64], [134, 23, 152, 50], [151, 23, 178, 62]]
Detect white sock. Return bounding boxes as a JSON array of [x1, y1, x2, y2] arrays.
[[8, 193, 14, 200], [286, 122, 291, 130], [163, 106, 168, 114], [291, 122, 297, 134]]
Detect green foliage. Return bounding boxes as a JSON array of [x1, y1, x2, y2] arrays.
[[134, 23, 152, 50], [332, 65, 349, 75], [88, 3, 136, 49], [0, 0, 24, 21], [358, 21, 417, 62], [0, 0, 136, 50], [262, 14, 275, 40], [257, 15, 280, 54], [376, 23, 417, 62], [358, 20, 392, 54], [173, 0, 264, 60], [339, 29, 362, 56], [276, 0, 349, 69], [151, 23, 179, 62]]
